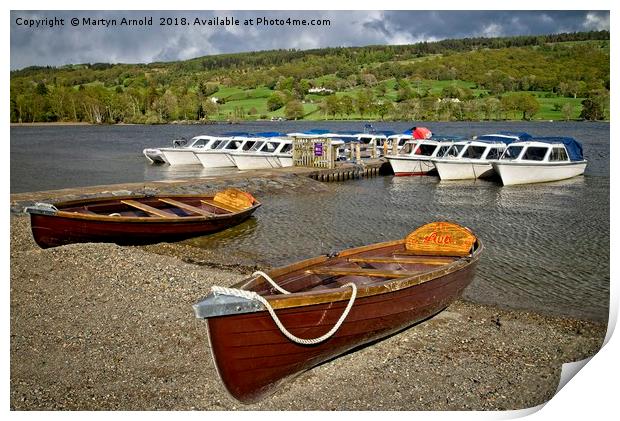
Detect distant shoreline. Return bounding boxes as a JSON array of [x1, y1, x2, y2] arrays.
[[9, 119, 609, 127], [10, 121, 94, 127]]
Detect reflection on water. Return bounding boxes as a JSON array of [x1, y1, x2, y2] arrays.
[[143, 163, 241, 183]]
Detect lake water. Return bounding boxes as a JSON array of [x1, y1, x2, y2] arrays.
[[10, 121, 610, 321]]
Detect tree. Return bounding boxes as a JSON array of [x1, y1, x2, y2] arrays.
[[340, 95, 354, 116], [501, 93, 540, 120], [375, 101, 394, 120], [561, 103, 575, 121], [580, 98, 604, 120], [284, 100, 304, 120], [267, 92, 285, 111], [580, 89, 609, 120], [324, 95, 341, 118], [355, 90, 374, 118], [35, 81, 48, 96]]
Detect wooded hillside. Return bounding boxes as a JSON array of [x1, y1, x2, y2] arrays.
[[10, 30, 610, 123]]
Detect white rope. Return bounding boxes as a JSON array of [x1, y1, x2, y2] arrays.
[[252, 270, 291, 294], [211, 282, 358, 345]]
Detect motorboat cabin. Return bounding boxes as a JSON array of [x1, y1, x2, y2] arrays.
[[491, 137, 587, 185], [432, 140, 508, 180], [228, 137, 294, 170], [385, 138, 455, 176], [193, 137, 264, 168], [156, 135, 225, 166]]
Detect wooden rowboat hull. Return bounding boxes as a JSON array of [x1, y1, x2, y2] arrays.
[[25, 191, 260, 248], [28, 210, 255, 248], [195, 222, 482, 403], [206, 263, 477, 403]]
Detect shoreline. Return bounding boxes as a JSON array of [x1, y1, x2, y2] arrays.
[[10, 173, 609, 410], [10, 119, 610, 127], [9, 214, 607, 410]]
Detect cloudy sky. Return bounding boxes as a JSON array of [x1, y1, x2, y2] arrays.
[[10, 10, 610, 70]]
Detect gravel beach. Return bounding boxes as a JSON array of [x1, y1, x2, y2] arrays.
[[10, 176, 607, 411]]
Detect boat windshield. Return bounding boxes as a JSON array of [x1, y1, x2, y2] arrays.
[[485, 146, 504, 160], [442, 144, 465, 158], [209, 140, 226, 150], [223, 140, 243, 150], [215, 140, 230, 150], [241, 141, 258, 151], [549, 147, 569, 162], [462, 145, 487, 159], [500, 145, 524, 160], [249, 141, 265, 152], [399, 142, 417, 155], [435, 144, 452, 157], [261, 142, 280, 153], [280, 143, 293, 154], [417, 143, 438, 156], [190, 138, 211, 148], [521, 146, 549, 161]]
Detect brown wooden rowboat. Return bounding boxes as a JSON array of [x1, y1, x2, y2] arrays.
[[25, 188, 260, 248], [193, 221, 482, 403]]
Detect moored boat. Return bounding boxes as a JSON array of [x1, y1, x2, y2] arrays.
[[228, 137, 293, 170], [193, 221, 482, 403], [193, 137, 255, 168], [159, 135, 226, 166], [143, 148, 168, 164], [25, 189, 261, 248], [491, 137, 587, 186], [432, 139, 508, 180], [385, 136, 461, 176]]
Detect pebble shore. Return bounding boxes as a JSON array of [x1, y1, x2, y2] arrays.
[[10, 175, 607, 411]]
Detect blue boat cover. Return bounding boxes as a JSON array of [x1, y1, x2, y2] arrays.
[[530, 137, 584, 161], [498, 131, 533, 140], [476, 132, 532, 143], [304, 129, 331, 135], [252, 132, 284, 137]]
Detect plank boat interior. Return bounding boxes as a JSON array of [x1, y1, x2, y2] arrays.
[[60, 197, 237, 218], [245, 242, 469, 296]]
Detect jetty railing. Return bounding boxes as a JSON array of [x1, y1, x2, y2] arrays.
[[292, 137, 336, 169]]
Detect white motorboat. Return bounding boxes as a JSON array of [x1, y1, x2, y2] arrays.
[[157, 135, 226, 166], [385, 138, 456, 176], [432, 137, 515, 180], [228, 137, 294, 170], [193, 137, 260, 168], [385, 133, 412, 154], [491, 137, 587, 186], [143, 148, 168, 164]]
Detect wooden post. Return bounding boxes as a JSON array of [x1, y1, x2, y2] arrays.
[[392, 138, 399, 155], [355, 143, 361, 162], [383, 140, 388, 156], [372, 140, 377, 159]]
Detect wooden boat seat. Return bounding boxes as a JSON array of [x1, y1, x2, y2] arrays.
[[348, 256, 453, 266], [200, 199, 237, 213], [306, 267, 419, 278], [157, 198, 217, 217], [120, 200, 174, 218]]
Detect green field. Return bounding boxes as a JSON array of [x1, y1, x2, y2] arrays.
[[10, 32, 609, 123]]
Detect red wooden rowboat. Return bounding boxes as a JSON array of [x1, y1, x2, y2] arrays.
[[25, 189, 260, 248], [193, 221, 482, 403]]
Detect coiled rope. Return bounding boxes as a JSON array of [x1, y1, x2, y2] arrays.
[[211, 272, 357, 345]]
